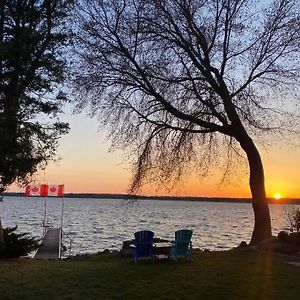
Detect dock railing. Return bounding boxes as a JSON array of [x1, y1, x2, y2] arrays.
[[62, 229, 73, 257]]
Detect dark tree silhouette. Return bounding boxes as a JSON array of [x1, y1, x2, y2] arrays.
[[0, 0, 72, 243], [0, 0, 72, 193], [73, 0, 300, 244]]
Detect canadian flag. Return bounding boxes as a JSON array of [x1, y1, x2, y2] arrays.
[[25, 184, 64, 197], [25, 184, 47, 197], [48, 184, 64, 197]]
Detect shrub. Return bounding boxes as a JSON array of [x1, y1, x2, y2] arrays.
[[290, 209, 300, 232], [289, 232, 300, 246], [0, 226, 40, 259], [277, 231, 289, 242]]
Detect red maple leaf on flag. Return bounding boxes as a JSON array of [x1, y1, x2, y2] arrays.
[[50, 187, 57, 192], [32, 187, 39, 192]]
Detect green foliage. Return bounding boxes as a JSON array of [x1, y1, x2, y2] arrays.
[[0, 226, 40, 258], [0, 0, 72, 192]]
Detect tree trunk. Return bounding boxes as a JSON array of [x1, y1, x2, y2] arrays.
[[0, 217, 4, 244], [0, 193, 3, 245], [238, 132, 272, 245]]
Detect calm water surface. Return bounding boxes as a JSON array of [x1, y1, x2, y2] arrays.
[[0, 196, 294, 256]]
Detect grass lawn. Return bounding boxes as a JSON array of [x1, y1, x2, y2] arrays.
[[0, 248, 299, 300]]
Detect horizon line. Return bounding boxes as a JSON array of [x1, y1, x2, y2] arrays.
[[3, 191, 300, 202]]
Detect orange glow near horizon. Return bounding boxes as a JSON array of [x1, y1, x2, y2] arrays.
[[8, 148, 300, 198], [6, 114, 300, 198], [8, 167, 300, 199]]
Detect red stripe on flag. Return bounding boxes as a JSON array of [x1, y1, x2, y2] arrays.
[[25, 186, 30, 197], [58, 184, 64, 197], [41, 184, 48, 197]]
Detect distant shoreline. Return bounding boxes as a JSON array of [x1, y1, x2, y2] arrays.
[[2, 192, 300, 205]]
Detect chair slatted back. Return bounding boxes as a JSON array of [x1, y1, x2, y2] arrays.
[[133, 230, 154, 259], [174, 229, 193, 256]]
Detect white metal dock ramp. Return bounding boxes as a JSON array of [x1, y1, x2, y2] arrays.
[[34, 228, 62, 260]]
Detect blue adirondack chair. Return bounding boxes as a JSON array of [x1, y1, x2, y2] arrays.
[[133, 230, 154, 263], [170, 229, 193, 261]]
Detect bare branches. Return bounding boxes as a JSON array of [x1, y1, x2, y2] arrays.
[[72, 0, 300, 193]]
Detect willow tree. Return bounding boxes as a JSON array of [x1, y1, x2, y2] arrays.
[[73, 0, 300, 244]]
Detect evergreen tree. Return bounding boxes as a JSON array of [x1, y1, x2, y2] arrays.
[[0, 0, 72, 192], [0, 226, 40, 259]]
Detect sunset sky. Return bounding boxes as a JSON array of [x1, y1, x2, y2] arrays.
[[8, 107, 300, 199]]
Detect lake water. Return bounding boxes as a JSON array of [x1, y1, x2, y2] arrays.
[[0, 196, 295, 256]]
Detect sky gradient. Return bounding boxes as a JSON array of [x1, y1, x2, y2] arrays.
[[9, 110, 300, 198]]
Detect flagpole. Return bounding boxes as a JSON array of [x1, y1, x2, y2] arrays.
[[60, 187, 64, 259], [60, 194, 64, 230], [43, 198, 48, 236]]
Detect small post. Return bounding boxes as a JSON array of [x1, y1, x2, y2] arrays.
[[42, 198, 48, 236]]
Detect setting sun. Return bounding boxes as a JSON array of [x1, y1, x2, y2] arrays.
[[274, 193, 282, 200]]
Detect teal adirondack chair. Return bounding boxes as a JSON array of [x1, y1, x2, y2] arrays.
[[170, 229, 193, 261]]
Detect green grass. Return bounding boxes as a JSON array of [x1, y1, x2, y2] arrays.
[[0, 248, 299, 300]]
